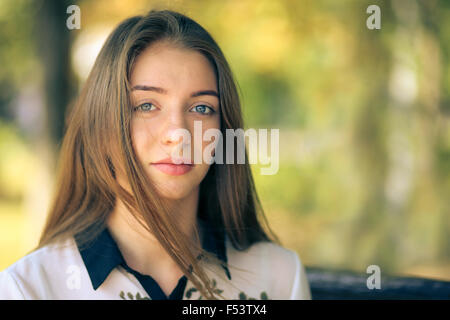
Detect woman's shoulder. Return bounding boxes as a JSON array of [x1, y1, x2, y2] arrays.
[[2, 238, 77, 275], [227, 240, 302, 270], [225, 240, 311, 300], [0, 238, 79, 299]]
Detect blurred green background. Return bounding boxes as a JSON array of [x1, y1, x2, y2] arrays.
[[0, 0, 449, 280]]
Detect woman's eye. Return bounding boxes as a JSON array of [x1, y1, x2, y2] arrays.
[[191, 104, 214, 115], [134, 102, 156, 112]]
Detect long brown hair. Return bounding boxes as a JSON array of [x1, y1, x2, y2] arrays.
[[38, 9, 278, 299]]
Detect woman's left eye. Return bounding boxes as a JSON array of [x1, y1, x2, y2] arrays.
[[191, 105, 214, 115]]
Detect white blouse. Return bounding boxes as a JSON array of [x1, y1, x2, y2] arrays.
[[0, 229, 311, 300]]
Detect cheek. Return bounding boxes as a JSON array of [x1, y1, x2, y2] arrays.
[[131, 119, 157, 161]]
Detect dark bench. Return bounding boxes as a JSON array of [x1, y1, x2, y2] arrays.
[[305, 267, 450, 299]]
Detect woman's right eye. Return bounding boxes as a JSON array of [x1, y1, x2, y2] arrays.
[[133, 102, 156, 112]]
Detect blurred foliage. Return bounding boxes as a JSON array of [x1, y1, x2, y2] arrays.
[[0, 0, 39, 120], [0, 0, 449, 280]]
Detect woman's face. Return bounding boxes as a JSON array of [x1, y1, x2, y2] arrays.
[[127, 41, 220, 200]]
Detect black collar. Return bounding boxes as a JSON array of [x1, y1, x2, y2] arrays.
[[75, 218, 231, 291]]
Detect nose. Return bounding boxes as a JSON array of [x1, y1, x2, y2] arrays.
[[162, 126, 185, 145], [160, 110, 191, 147]]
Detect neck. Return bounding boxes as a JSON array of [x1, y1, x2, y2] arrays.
[[106, 187, 201, 277]]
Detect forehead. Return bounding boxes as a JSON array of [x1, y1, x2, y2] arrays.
[[130, 42, 217, 91]]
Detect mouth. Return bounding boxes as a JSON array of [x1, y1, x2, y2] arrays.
[[150, 158, 194, 176]]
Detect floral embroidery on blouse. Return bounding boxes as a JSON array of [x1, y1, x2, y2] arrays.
[[118, 279, 270, 300], [119, 291, 151, 300], [184, 279, 269, 300]]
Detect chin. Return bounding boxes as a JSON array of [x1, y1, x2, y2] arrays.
[[156, 188, 193, 200], [152, 181, 197, 200]]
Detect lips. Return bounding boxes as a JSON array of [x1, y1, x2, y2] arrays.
[[150, 157, 194, 176]]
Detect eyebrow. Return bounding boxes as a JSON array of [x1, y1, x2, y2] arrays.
[[131, 85, 219, 98]]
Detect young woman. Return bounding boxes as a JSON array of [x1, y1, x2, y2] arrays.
[[0, 9, 311, 300]]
